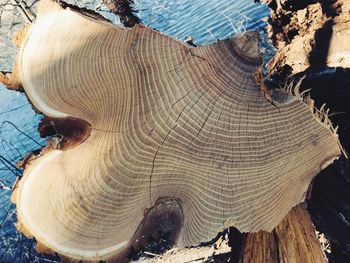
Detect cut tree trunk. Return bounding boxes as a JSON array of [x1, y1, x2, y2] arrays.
[[0, 0, 344, 262]]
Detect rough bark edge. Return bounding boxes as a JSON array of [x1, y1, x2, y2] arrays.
[[283, 78, 345, 158]]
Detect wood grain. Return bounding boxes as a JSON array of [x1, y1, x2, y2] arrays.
[[8, 0, 341, 261], [241, 204, 327, 263]]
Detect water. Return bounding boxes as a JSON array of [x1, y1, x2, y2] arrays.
[[0, 1, 269, 262], [135, 0, 267, 44]]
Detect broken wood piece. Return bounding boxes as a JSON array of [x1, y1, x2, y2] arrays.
[[135, 234, 231, 262], [102, 0, 140, 27], [0, 66, 23, 91], [264, 0, 350, 78], [10, 0, 341, 261], [241, 204, 327, 263]]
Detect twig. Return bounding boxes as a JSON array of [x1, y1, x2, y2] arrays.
[[11, 0, 36, 23], [2, 121, 43, 147], [0, 180, 11, 190], [0, 155, 22, 175], [144, 251, 161, 257], [0, 203, 14, 228]]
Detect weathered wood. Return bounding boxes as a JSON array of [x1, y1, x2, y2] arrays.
[[241, 204, 327, 263], [264, 0, 350, 79]]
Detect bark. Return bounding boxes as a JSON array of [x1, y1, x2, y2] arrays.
[[264, 1, 350, 262], [102, 0, 140, 27], [264, 0, 350, 80], [240, 204, 327, 263]]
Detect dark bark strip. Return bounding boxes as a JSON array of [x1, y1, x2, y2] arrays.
[[102, 0, 140, 27]]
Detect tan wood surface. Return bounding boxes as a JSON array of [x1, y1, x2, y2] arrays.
[[4, 0, 341, 261]]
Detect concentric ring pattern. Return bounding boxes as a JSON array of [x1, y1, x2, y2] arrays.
[[13, 0, 341, 261]]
